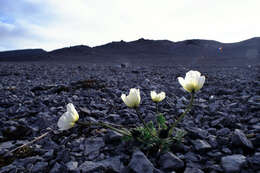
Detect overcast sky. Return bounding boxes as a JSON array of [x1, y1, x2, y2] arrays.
[[0, 0, 259, 51]]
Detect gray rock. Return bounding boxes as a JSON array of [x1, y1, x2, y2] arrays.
[[78, 161, 104, 172], [128, 150, 156, 173], [208, 135, 218, 148], [186, 127, 208, 139], [31, 162, 48, 173], [99, 156, 124, 173], [248, 96, 260, 106], [106, 114, 121, 122], [217, 128, 231, 136], [184, 152, 199, 162], [248, 152, 260, 170], [184, 167, 204, 173], [191, 139, 212, 152], [252, 134, 260, 147], [0, 165, 17, 173], [78, 156, 123, 173], [105, 131, 123, 143], [56, 149, 70, 162], [0, 141, 15, 150], [84, 137, 105, 156], [211, 117, 224, 127], [221, 154, 246, 173], [49, 162, 63, 173], [232, 129, 253, 149], [13, 156, 43, 167], [66, 161, 78, 171], [159, 152, 184, 171], [43, 149, 54, 159]]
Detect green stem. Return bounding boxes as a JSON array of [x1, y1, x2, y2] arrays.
[[77, 121, 131, 136], [156, 102, 159, 114], [156, 102, 161, 130], [135, 108, 157, 137], [135, 108, 148, 129], [168, 92, 195, 137]]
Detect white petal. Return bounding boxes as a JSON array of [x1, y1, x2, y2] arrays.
[[198, 76, 205, 90], [150, 91, 156, 99], [159, 92, 166, 101], [122, 88, 141, 108], [57, 112, 74, 130], [67, 103, 79, 121], [178, 77, 186, 88], [136, 89, 141, 104], [121, 94, 127, 105]]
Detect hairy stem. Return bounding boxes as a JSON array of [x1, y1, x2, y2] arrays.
[[156, 102, 159, 114], [77, 121, 131, 136], [10, 128, 52, 153], [168, 92, 195, 137], [156, 102, 161, 130], [135, 108, 157, 137], [135, 108, 148, 129]]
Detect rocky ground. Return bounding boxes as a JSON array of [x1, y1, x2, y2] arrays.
[[0, 63, 259, 173]]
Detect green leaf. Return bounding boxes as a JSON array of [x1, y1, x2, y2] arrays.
[[157, 114, 167, 129], [147, 121, 155, 130], [121, 135, 132, 142], [173, 129, 187, 142]]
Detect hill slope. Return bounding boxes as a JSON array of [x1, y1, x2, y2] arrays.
[[0, 37, 259, 65]]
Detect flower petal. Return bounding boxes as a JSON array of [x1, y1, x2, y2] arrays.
[[198, 76, 205, 90], [150, 91, 156, 100], [178, 77, 186, 88], [67, 103, 79, 121], [58, 112, 74, 130], [159, 92, 166, 101]]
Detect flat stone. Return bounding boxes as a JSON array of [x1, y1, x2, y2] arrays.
[[159, 152, 184, 171], [49, 162, 63, 173], [221, 154, 246, 173], [105, 131, 123, 144], [184, 167, 204, 173], [78, 161, 104, 172], [66, 161, 78, 171], [232, 129, 254, 149], [217, 128, 231, 136], [191, 139, 212, 152], [128, 150, 156, 173], [186, 127, 208, 139], [31, 162, 48, 173], [99, 156, 123, 173], [78, 156, 123, 173], [0, 165, 17, 173], [248, 152, 260, 170], [84, 137, 105, 156]]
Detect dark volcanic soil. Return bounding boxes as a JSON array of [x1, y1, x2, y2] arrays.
[[0, 63, 259, 173]]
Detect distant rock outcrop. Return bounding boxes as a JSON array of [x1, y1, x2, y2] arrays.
[[0, 37, 259, 65], [0, 49, 47, 61]]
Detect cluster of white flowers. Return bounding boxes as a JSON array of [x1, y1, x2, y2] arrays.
[[57, 70, 205, 131], [120, 70, 205, 108]]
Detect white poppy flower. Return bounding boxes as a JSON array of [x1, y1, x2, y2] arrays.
[[178, 70, 205, 93], [150, 91, 166, 103], [57, 103, 79, 131], [121, 88, 141, 108]]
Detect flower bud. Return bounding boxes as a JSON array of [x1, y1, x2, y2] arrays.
[[121, 88, 141, 108], [178, 70, 205, 93], [57, 103, 79, 131], [150, 91, 166, 103]]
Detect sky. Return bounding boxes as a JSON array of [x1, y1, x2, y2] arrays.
[[0, 0, 259, 51]]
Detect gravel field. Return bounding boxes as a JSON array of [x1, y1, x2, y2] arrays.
[[0, 63, 259, 173]]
